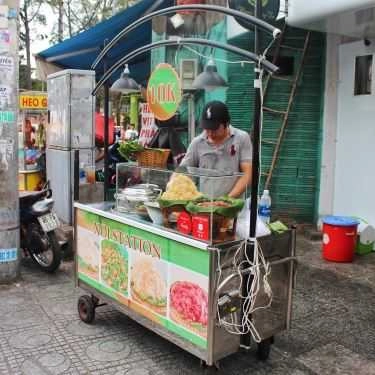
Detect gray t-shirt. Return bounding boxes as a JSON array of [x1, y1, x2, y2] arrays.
[[180, 126, 252, 197]]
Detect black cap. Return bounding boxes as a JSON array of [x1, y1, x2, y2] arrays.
[[200, 101, 230, 130]]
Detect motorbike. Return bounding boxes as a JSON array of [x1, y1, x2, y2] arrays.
[[20, 183, 62, 272]]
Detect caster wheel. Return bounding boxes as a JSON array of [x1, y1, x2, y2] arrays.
[[257, 337, 273, 361], [78, 295, 96, 323]]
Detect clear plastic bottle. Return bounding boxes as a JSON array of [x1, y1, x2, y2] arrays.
[[258, 189, 271, 224]]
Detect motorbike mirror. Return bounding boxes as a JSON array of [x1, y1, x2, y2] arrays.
[[46, 189, 53, 199]]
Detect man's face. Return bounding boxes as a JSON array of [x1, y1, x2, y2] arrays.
[[205, 123, 227, 144]]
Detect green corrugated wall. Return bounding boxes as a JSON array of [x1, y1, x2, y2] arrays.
[[227, 25, 326, 222]]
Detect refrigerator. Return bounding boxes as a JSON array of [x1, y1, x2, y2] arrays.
[[47, 69, 95, 224]]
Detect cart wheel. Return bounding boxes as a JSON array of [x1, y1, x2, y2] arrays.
[[78, 295, 96, 324], [257, 337, 273, 361], [200, 360, 220, 373]]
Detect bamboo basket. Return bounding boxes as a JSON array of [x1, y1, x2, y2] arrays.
[[136, 148, 171, 168]]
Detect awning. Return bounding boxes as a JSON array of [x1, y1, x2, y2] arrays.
[[35, 0, 173, 84], [286, 0, 375, 38]]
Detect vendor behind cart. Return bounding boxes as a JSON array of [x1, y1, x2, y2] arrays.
[[180, 101, 252, 198]]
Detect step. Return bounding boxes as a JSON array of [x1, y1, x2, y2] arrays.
[[280, 44, 304, 52], [272, 75, 294, 82], [263, 106, 287, 115]]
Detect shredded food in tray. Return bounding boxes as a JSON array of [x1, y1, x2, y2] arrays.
[[161, 174, 202, 201]]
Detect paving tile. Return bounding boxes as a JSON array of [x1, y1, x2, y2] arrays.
[[0, 241, 373, 375], [297, 343, 375, 375]]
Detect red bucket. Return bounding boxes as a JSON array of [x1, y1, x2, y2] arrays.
[[322, 216, 360, 262]]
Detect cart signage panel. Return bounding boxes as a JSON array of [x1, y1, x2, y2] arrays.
[[76, 208, 209, 349], [147, 63, 182, 121], [19, 94, 48, 110]]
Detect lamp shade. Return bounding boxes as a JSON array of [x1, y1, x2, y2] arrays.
[[192, 58, 228, 91], [110, 64, 140, 93]]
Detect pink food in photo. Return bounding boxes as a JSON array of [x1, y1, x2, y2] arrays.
[[170, 281, 208, 325]]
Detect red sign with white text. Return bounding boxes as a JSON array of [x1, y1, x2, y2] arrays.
[[138, 103, 158, 147]]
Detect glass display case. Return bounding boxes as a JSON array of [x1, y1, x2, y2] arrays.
[[114, 163, 247, 244]]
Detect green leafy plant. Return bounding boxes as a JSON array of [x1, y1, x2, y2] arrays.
[[118, 141, 144, 160]]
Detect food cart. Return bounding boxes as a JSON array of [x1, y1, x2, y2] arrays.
[[74, 164, 296, 366], [73, 2, 294, 367]]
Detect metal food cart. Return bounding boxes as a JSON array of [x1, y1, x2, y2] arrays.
[[72, 3, 292, 367], [74, 165, 296, 366]]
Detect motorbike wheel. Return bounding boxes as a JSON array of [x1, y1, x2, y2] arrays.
[[29, 231, 61, 273]]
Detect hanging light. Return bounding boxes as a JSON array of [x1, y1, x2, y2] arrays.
[[192, 57, 228, 91], [110, 64, 140, 93]]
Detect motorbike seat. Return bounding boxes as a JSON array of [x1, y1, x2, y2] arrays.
[[19, 190, 49, 209]]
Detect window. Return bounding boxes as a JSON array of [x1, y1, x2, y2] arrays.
[[269, 55, 294, 76], [354, 55, 372, 95]]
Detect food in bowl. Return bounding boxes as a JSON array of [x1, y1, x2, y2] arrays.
[[160, 174, 202, 201]]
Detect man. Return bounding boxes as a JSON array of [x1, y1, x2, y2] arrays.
[[124, 124, 138, 141], [180, 101, 252, 198]]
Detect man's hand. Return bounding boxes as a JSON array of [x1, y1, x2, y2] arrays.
[[228, 161, 252, 198]]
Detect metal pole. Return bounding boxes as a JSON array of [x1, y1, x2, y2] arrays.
[[242, 0, 262, 347], [250, 0, 262, 239], [103, 41, 110, 201], [187, 94, 195, 144], [0, 0, 20, 282], [73, 150, 80, 202]]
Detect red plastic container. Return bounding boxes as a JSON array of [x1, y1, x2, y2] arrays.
[[192, 215, 210, 241], [322, 216, 359, 262], [177, 212, 192, 235]]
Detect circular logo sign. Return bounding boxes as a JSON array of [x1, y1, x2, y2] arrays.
[[147, 63, 182, 121], [323, 233, 330, 245]]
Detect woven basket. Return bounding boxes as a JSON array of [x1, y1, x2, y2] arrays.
[[136, 148, 171, 168]]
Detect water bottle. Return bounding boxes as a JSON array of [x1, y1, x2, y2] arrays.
[[79, 162, 86, 184], [258, 189, 271, 224]]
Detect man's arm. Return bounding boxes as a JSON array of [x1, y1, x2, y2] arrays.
[[179, 140, 198, 168], [228, 161, 252, 198]]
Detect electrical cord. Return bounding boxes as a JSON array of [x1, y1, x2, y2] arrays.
[[215, 39, 276, 342]]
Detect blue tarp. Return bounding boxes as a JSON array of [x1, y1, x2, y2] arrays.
[[36, 0, 173, 85]]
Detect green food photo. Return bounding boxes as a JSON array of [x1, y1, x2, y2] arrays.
[[101, 239, 129, 294]]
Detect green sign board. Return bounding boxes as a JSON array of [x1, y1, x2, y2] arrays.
[[147, 63, 182, 121], [76, 208, 209, 349]]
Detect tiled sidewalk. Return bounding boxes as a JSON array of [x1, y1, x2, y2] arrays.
[[0, 237, 374, 375]]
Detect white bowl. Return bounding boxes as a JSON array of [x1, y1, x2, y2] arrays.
[[144, 202, 164, 225]]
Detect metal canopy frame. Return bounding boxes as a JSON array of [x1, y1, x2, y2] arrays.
[[93, 38, 279, 95], [92, 4, 281, 70]]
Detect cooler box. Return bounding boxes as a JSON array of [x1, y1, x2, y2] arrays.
[[322, 216, 359, 262]]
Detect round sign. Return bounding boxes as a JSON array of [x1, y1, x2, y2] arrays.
[[147, 63, 182, 121], [228, 0, 280, 30]]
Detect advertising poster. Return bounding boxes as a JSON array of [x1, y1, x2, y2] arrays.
[[0, 6, 8, 29], [0, 55, 14, 77], [0, 85, 12, 108], [76, 209, 209, 349], [0, 30, 10, 53], [138, 102, 158, 147]]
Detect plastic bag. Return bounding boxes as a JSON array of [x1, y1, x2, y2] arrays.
[[235, 198, 271, 238]]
